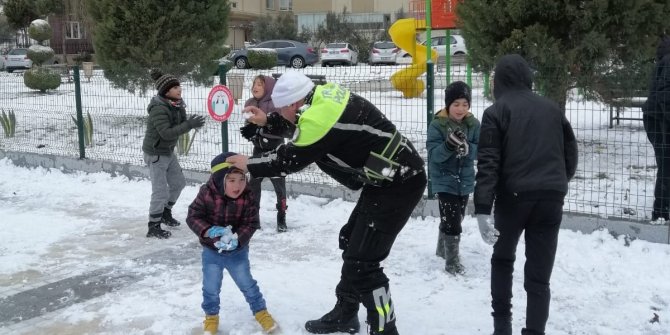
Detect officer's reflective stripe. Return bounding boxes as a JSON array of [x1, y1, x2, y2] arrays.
[[372, 287, 395, 331], [248, 153, 277, 165], [331, 123, 395, 138], [326, 153, 352, 168]]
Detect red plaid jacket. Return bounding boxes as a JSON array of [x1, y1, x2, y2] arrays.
[[186, 176, 260, 251]]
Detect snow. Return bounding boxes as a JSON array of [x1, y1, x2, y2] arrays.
[[1, 158, 669, 335]]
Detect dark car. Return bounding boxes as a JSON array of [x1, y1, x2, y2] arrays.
[[227, 40, 318, 69]]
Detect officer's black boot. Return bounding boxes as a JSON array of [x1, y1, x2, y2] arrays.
[[146, 221, 171, 239], [305, 295, 360, 334]]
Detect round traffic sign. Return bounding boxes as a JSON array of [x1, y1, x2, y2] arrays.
[[207, 84, 235, 122]]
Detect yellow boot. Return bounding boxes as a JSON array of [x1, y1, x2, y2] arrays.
[[203, 314, 219, 335], [254, 309, 278, 333]]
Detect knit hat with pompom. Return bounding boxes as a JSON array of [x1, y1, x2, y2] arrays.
[[150, 69, 180, 96]]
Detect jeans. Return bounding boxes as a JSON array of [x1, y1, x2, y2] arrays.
[[201, 245, 266, 316]]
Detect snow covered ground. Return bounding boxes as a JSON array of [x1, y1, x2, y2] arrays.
[[1, 158, 669, 335]]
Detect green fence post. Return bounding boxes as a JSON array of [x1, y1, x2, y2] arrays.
[[218, 64, 229, 153], [445, 29, 451, 85], [466, 59, 472, 88], [484, 72, 490, 100], [425, 0, 434, 199], [73, 65, 85, 159]]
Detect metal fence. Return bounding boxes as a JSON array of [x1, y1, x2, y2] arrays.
[[0, 59, 662, 223]]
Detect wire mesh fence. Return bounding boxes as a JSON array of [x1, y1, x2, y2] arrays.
[[0, 60, 662, 223]]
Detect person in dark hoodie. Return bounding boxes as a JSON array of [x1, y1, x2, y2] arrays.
[[186, 152, 277, 334], [474, 54, 578, 335], [240, 75, 289, 232], [226, 71, 426, 335], [642, 35, 670, 221], [142, 70, 206, 238], [426, 81, 481, 275]]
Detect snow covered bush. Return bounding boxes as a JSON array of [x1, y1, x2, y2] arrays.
[[248, 49, 277, 69], [24, 19, 60, 92]]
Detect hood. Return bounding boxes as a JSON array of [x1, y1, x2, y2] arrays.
[[656, 35, 670, 61], [146, 95, 170, 114], [257, 75, 276, 103], [493, 54, 533, 100]]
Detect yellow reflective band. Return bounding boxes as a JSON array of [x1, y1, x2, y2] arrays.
[[211, 162, 232, 174]]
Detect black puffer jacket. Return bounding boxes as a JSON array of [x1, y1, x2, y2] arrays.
[[473, 54, 578, 215], [642, 36, 670, 119]]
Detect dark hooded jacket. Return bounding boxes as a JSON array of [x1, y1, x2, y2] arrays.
[[473, 54, 579, 215], [642, 36, 670, 119], [243, 75, 284, 151]]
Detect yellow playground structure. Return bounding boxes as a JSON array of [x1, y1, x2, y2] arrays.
[[389, 18, 438, 98]]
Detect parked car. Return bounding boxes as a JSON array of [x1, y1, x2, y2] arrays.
[[397, 35, 468, 60], [4, 47, 57, 73], [368, 41, 399, 65], [227, 40, 318, 69], [321, 42, 358, 66], [429, 34, 467, 57]]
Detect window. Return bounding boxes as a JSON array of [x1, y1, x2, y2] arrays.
[[279, 0, 292, 11], [66, 20, 82, 39], [231, 2, 237, 8], [274, 41, 293, 48], [266, 0, 273, 10]]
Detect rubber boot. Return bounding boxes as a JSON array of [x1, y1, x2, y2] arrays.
[[276, 202, 287, 233], [493, 316, 512, 335], [444, 235, 465, 275], [305, 295, 360, 334], [436, 231, 447, 259], [146, 221, 171, 239]]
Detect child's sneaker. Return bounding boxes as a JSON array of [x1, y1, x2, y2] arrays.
[[255, 309, 278, 333], [203, 314, 219, 335]]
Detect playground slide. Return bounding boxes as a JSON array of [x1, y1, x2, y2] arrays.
[[389, 18, 438, 98]]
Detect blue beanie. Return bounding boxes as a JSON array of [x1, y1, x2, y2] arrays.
[[211, 152, 243, 191]]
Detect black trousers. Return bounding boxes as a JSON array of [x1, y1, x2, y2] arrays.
[[491, 195, 563, 335], [437, 193, 469, 235], [336, 171, 427, 334], [644, 113, 670, 216], [248, 147, 287, 211]]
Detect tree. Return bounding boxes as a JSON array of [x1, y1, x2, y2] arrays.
[[251, 13, 299, 42], [314, 10, 372, 61], [87, 0, 230, 93], [3, 0, 39, 46], [458, 0, 670, 109]]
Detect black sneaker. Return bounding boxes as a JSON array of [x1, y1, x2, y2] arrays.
[[146, 222, 171, 239], [162, 207, 181, 227]]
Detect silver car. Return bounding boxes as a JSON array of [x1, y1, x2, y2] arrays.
[[368, 41, 399, 65], [4, 47, 58, 73]]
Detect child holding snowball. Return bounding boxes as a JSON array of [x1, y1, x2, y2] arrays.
[[186, 152, 278, 334]]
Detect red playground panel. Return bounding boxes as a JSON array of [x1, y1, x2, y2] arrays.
[[409, 0, 461, 29]]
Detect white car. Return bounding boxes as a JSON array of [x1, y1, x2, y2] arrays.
[[369, 41, 399, 65], [426, 35, 467, 57], [4, 48, 32, 73], [397, 35, 468, 60], [320, 43, 358, 66]]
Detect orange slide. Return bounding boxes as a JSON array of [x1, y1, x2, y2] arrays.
[[389, 18, 438, 98]]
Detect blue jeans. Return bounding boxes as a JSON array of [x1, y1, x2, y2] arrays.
[[201, 245, 266, 316]]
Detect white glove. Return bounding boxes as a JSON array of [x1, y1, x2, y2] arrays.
[[476, 214, 499, 245]]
